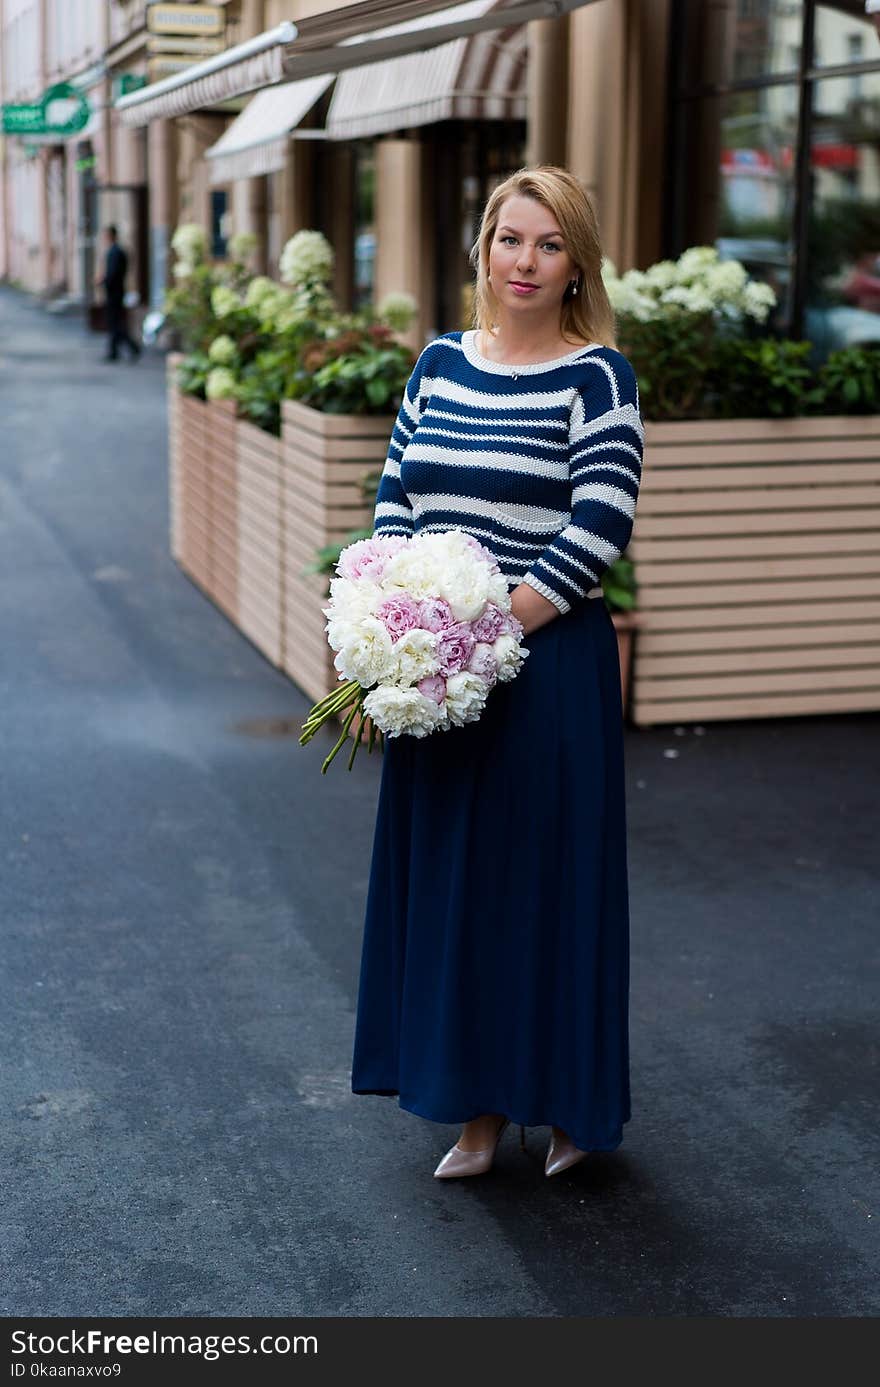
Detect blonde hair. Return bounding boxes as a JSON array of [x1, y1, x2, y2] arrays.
[[468, 165, 617, 350]]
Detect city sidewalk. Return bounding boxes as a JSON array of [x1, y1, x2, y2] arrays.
[[0, 284, 877, 1317]]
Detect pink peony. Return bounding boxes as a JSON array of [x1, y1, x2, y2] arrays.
[[470, 602, 505, 643], [466, 642, 499, 688], [436, 622, 476, 676], [417, 674, 447, 706], [417, 596, 456, 632], [376, 592, 422, 640], [498, 610, 525, 639], [337, 535, 407, 585]]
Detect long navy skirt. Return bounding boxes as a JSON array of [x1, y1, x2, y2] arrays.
[[350, 592, 631, 1153]]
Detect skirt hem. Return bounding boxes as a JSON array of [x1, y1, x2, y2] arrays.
[[351, 1083, 628, 1153]]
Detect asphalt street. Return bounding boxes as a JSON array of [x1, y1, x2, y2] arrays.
[[0, 285, 877, 1318]]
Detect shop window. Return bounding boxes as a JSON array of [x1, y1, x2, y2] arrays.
[[669, 0, 880, 351], [353, 143, 376, 311], [806, 69, 880, 353], [211, 190, 228, 259]]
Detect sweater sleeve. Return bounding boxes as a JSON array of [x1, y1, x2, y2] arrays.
[[372, 346, 430, 538], [521, 352, 643, 614]]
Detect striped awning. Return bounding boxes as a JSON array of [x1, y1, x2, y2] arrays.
[[205, 74, 334, 184], [325, 0, 527, 139], [115, 1, 595, 126]]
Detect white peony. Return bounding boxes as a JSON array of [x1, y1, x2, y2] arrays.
[[493, 633, 528, 682], [363, 684, 446, 738], [333, 616, 395, 686], [380, 549, 438, 599], [384, 628, 440, 687], [437, 561, 491, 622], [443, 671, 490, 726]]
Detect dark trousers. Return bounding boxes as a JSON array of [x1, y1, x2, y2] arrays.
[[105, 299, 140, 359]]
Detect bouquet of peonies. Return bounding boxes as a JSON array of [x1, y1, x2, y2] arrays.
[[300, 529, 529, 772]]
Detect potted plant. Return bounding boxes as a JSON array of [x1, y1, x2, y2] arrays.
[[602, 245, 880, 727]]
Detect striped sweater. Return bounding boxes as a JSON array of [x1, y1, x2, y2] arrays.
[[372, 329, 644, 615]]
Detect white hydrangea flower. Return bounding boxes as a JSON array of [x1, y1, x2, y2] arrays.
[[377, 291, 418, 332], [171, 222, 207, 270], [644, 259, 677, 291], [363, 684, 446, 738], [205, 367, 237, 401], [208, 334, 236, 365], [279, 230, 334, 287], [211, 285, 240, 319], [230, 231, 258, 262], [675, 246, 719, 282], [244, 275, 277, 309], [742, 279, 777, 322], [705, 260, 748, 301], [443, 671, 490, 726]]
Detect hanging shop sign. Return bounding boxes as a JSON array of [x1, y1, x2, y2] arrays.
[[147, 34, 226, 57], [146, 4, 224, 37], [2, 82, 90, 136], [117, 73, 147, 99]]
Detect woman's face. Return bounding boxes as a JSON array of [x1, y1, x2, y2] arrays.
[[487, 194, 579, 319]]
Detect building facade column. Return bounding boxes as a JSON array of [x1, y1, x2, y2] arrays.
[[566, 0, 670, 271], [375, 138, 424, 348], [148, 117, 178, 307], [526, 16, 569, 168]]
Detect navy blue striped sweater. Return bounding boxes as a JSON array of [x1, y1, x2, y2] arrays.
[[372, 328, 644, 615]]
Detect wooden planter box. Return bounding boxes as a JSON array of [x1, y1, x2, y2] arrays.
[[206, 398, 239, 626], [237, 416, 284, 667], [280, 399, 391, 705], [628, 415, 880, 726], [176, 392, 211, 596]]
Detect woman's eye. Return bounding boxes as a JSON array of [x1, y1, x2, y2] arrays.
[[543, 243, 560, 252]]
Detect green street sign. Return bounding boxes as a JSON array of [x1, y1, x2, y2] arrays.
[[117, 73, 147, 99], [2, 82, 90, 136]]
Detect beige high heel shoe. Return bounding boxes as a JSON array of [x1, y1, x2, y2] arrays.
[[544, 1129, 590, 1177], [433, 1117, 527, 1178]]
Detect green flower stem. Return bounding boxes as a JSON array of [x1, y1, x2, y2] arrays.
[[321, 694, 363, 775], [347, 706, 369, 771], [299, 680, 361, 744], [302, 679, 359, 723]]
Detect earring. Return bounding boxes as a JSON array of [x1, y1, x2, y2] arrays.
[[570, 279, 579, 296], [487, 273, 491, 281]]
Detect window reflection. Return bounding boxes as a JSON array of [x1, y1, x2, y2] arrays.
[[676, 0, 803, 92], [806, 69, 880, 353], [676, 86, 797, 330], [814, 2, 877, 67]]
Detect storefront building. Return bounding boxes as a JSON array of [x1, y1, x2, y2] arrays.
[[3, 1, 880, 358]]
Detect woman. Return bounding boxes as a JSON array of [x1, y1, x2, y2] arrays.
[[350, 165, 643, 1179]]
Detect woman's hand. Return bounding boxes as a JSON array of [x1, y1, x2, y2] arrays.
[[509, 583, 561, 638]]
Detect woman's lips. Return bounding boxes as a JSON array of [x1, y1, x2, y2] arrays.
[[510, 282, 538, 295]]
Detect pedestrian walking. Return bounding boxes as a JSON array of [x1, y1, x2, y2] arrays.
[[350, 165, 644, 1179], [96, 225, 141, 362]]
